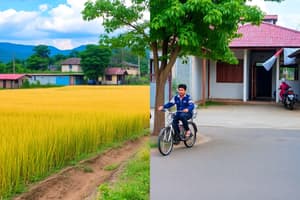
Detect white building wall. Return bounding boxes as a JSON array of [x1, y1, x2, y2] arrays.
[[192, 56, 203, 102], [209, 61, 244, 99], [209, 50, 245, 100], [61, 64, 82, 72], [175, 57, 192, 94], [29, 75, 56, 85]]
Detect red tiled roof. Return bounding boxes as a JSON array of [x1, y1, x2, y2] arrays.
[[105, 67, 128, 75], [61, 58, 81, 65], [0, 74, 27, 80], [230, 22, 300, 48]]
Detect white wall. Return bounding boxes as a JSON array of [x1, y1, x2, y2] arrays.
[[209, 61, 244, 99], [175, 57, 192, 93], [29, 75, 56, 85], [209, 50, 245, 100], [61, 64, 82, 72], [191, 56, 203, 102]]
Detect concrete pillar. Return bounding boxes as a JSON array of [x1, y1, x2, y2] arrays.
[[243, 49, 248, 102], [276, 54, 280, 103]]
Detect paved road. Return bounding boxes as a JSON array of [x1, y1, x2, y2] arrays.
[[151, 104, 300, 200]]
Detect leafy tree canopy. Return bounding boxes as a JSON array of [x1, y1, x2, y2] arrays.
[[79, 44, 111, 81], [33, 45, 50, 58]]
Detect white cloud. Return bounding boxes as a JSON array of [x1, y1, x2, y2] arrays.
[[0, 9, 38, 25], [0, 1, 103, 49], [246, 0, 268, 12], [39, 4, 49, 12], [51, 39, 73, 49], [0, 0, 149, 49], [38, 1, 104, 34]]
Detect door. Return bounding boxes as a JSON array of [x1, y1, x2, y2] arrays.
[[252, 63, 272, 100]]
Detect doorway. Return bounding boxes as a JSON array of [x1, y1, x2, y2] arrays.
[[251, 63, 272, 100]]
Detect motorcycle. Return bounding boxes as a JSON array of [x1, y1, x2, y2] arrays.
[[281, 88, 297, 110]]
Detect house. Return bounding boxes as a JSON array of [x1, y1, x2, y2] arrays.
[[120, 61, 140, 76], [103, 67, 128, 85], [61, 58, 82, 72], [28, 73, 84, 85], [151, 15, 300, 107], [0, 74, 30, 88]]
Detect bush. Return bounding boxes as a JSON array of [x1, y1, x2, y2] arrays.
[[125, 75, 149, 85]]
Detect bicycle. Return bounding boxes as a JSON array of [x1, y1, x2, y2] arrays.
[[158, 109, 198, 156]]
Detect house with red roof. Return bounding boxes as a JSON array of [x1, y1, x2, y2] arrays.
[[104, 67, 128, 85], [167, 15, 300, 105], [0, 74, 30, 89]]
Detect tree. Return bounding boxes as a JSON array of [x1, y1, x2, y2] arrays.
[[34, 45, 50, 58], [27, 45, 50, 70], [79, 44, 111, 82], [82, 0, 283, 135]]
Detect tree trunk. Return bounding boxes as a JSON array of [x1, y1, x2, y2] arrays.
[[152, 76, 166, 135]]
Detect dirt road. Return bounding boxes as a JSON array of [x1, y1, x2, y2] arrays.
[[14, 136, 148, 200]]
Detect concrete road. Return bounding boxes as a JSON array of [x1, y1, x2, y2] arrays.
[[151, 104, 300, 200]]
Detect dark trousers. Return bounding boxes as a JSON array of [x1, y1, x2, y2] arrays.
[[172, 112, 192, 135]]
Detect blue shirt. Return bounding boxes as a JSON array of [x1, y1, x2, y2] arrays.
[[163, 94, 194, 114]]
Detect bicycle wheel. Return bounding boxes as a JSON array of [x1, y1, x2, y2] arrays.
[[158, 127, 174, 156], [184, 122, 197, 148]]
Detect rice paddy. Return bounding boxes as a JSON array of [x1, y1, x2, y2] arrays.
[[0, 86, 149, 198]]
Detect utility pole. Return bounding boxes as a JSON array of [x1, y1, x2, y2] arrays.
[[12, 54, 15, 74]]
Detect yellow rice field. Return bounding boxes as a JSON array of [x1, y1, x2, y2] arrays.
[[0, 86, 149, 198]]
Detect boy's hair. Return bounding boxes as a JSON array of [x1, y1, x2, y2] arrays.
[[178, 84, 187, 90]]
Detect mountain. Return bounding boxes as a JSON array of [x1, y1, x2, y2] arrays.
[[0, 42, 86, 63]]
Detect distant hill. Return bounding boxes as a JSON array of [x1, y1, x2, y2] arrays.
[[0, 42, 86, 63]]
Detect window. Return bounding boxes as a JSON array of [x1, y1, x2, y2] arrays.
[[280, 65, 299, 81], [216, 60, 243, 83], [106, 75, 112, 81], [69, 64, 72, 71]]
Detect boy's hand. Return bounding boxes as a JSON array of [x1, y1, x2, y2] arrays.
[[183, 109, 189, 113], [158, 106, 164, 111]]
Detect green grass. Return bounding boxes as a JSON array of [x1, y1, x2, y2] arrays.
[[149, 138, 158, 148], [98, 145, 150, 200], [103, 164, 120, 171]]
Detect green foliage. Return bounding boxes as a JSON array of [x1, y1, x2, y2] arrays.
[[27, 55, 49, 70], [80, 45, 112, 81], [103, 163, 120, 171], [27, 45, 51, 70], [20, 80, 62, 89], [33, 45, 50, 58], [150, 0, 263, 63], [125, 75, 150, 85], [99, 145, 150, 200]]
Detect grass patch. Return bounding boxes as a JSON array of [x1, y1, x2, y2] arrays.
[[77, 164, 94, 173], [103, 164, 120, 171], [149, 138, 158, 148], [98, 145, 150, 200]]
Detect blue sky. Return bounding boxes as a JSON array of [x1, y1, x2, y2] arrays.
[[247, 0, 300, 30], [0, 0, 299, 50], [0, 0, 105, 50]]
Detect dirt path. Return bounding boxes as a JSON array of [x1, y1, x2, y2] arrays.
[[14, 136, 148, 200]]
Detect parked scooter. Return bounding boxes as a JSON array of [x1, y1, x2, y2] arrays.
[[281, 88, 297, 110]]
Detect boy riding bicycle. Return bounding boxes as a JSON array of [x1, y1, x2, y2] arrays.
[[158, 84, 195, 138]]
